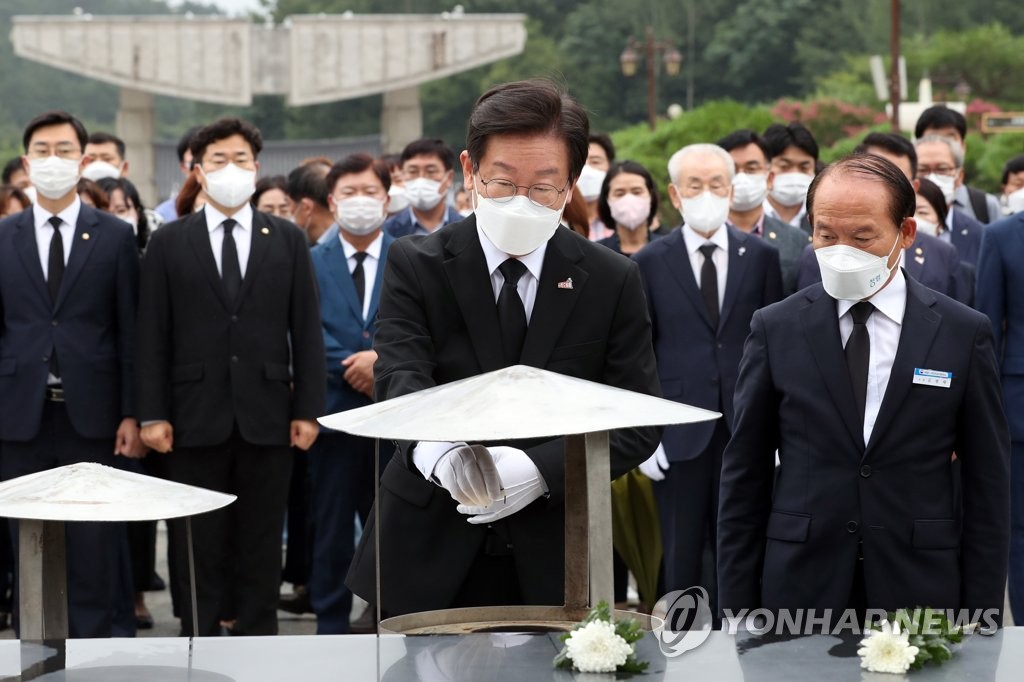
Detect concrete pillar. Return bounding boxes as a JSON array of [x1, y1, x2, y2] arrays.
[[380, 86, 423, 154], [115, 88, 157, 207]]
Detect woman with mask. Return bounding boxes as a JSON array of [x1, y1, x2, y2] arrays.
[[254, 175, 293, 222], [596, 161, 661, 256], [98, 177, 150, 252], [914, 177, 948, 239]]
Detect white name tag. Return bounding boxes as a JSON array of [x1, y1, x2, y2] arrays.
[[913, 368, 952, 388]]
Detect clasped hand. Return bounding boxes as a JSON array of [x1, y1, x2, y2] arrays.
[[432, 444, 547, 523]]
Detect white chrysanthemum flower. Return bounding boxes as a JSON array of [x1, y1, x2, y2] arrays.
[[564, 620, 634, 673], [858, 621, 921, 674]]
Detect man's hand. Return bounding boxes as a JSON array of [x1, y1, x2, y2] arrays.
[[638, 444, 669, 481], [114, 418, 148, 458], [342, 350, 377, 397], [432, 444, 503, 507], [291, 419, 319, 451], [456, 446, 547, 523], [140, 421, 174, 454]]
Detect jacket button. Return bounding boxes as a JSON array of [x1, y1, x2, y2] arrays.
[[42, 356, 48, 363], [711, 376, 719, 384], [846, 521, 859, 533], [860, 465, 872, 478], [51, 320, 58, 326], [231, 355, 239, 363], [231, 315, 238, 323], [362, 331, 370, 339], [716, 343, 724, 350]]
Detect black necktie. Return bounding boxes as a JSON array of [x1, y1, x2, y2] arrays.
[[497, 258, 528, 365], [47, 216, 64, 379], [845, 301, 875, 426], [698, 243, 719, 328], [352, 251, 368, 313], [221, 219, 242, 303]]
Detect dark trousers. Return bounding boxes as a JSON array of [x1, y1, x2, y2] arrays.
[[282, 447, 311, 587], [164, 430, 292, 637], [654, 419, 730, 623], [1010, 441, 1024, 625], [308, 431, 374, 634], [0, 400, 124, 638]]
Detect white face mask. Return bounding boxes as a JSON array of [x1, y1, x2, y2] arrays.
[[335, 195, 385, 236], [474, 189, 566, 257], [201, 163, 256, 209], [815, 231, 902, 301], [576, 164, 606, 201], [458, 208, 474, 218], [926, 174, 956, 203], [28, 156, 81, 200], [681, 191, 731, 234], [769, 172, 813, 207], [404, 177, 444, 211], [118, 213, 139, 235], [81, 160, 121, 182], [731, 172, 768, 212], [608, 193, 650, 230], [23, 185, 38, 204], [914, 216, 938, 236], [387, 184, 410, 213], [1006, 186, 1024, 215]]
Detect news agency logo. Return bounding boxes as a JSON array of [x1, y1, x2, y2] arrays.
[[653, 586, 714, 657]]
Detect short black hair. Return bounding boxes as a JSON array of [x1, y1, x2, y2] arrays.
[[287, 162, 329, 209], [23, 111, 88, 153], [854, 132, 918, 178], [87, 131, 126, 160], [915, 177, 948, 225], [914, 105, 967, 141], [399, 138, 455, 171], [807, 154, 915, 231], [466, 79, 589, 183], [2, 157, 25, 184], [716, 129, 770, 161], [189, 118, 262, 165], [326, 153, 391, 195], [177, 126, 203, 163], [254, 175, 289, 206], [1002, 155, 1024, 185], [762, 122, 819, 161], [588, 133, 616, 163], [597, 160, 659, 230]]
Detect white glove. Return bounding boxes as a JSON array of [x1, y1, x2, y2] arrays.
[[430, 444, 503, 507], [638, 443, 670, 481], [456, 446, 548, 524]]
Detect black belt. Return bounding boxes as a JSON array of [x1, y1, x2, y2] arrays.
[[46, 386, 64, 402]]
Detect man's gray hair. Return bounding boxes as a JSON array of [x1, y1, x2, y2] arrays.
[[915, 134, 965, 169], [667, 143, 736, 184]]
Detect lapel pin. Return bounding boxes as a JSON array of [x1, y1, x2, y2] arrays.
[[557, 277, 573, 290], [915, 247, 923, 256], [81, 233, 90, 240], [261, 227, 270, 235], [914, 256, 925, 265], [960, 228, 968, 235], [768, 231, 777, 239], [738, 246, 746, 256]]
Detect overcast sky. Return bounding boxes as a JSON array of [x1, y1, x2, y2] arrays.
[[180, 0, 264, 16]]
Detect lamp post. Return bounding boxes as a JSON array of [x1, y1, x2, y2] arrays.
[[620, 27, 682, 131]]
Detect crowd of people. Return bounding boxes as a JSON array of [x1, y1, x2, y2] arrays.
[[0, 81, 1021, 639]]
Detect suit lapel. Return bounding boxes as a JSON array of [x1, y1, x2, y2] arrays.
[[54, 207, 100, 313], [719, 228, 750, 330], [187, 211, 232, 311], [801, 287, 865, 451], [520, 229, 588, 367], [324, 238, 364, 323], [905, 240, 925, 282], [659, 229, 715, 331], [864, 277, 940, 458], [234, 211, 273, 312], [365, 234, 393, 326], [441, 219, 505, 373], [13, 210, 50, 306]]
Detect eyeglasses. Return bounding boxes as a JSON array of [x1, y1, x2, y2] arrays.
[[917, 164, 958, 177], [477, 175, 569, 208]]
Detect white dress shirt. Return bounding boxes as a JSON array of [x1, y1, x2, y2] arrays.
[[837, 268, 907, 445], [340, 231, 384, 320], [763, 198, 808, 229], [681, 223, 729, 309], [33, 197, 80, 278], [204, 202, 253, 278]]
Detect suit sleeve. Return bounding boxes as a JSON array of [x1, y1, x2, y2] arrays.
[[975, 228, 1005, 358], [762, 246, 784, 306], [956, 316, 1011, 614], [717, 309, 780, 614], [795, 244, 819, 291], [136, 230, 173, 422], [115, 225, 139, 418], [289, 229, 327, 421]]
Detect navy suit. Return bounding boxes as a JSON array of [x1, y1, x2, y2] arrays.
[[976, 213, 1024, 624], [948, 207, 984, 266], [634, 226, 782, 609], [0, 203, 138, 637], [761, 216, 811, 296], [307, 230, 392, 633], [383, 205, 463, 239], [719, 276, 1009, 620]]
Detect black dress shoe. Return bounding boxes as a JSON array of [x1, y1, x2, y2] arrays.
[[350, 605, 378, 634], [278, 585, 312, 615], [136, 613, 154, 630], [147, 572, 167, 592]]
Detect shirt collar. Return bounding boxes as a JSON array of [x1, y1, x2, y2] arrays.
[[340, 231, 384, 261], [34, 196, 82, 231], [727, 213, 765, 236], [204, 201, 253, 233], [836, 266, 907, 326], [476, 223, 547, 283], [682, 223, 729, 256]]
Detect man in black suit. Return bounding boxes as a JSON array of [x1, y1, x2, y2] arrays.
[[137, 118, 325, 636], [718, 154, 1009, 627], [346, 79, 661, 617], [0, 111, 143, 637]]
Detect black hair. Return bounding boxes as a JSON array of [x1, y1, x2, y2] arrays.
[[1001, 155, 1024, 185], [97, 176, 149, 250], [189, 118, 262, 165], [23, 111, 88, 153], [254, 175, 289, 206], [326, 153, 391, 195], [915, 177, 948, 225], [287, 162, 329, 209], [466, 79, 589, 182], [914, 105, 967, 141], [87, 131, 126, 159], [588, 133, 616, 164], [399, 138, 455, 172], [716, 129, 771, 162], [597, 160, 659, 231], [807, 154, 915, 230], [761, 122, 819, 161], [177, 126, 203, 164], [854, 132, 918, 178], [2, 157, 24, 184]]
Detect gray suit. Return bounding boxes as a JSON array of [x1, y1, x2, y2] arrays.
[[761, 216, 811, 295]]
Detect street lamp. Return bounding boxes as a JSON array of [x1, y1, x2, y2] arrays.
[[620, 27, 682, 131]]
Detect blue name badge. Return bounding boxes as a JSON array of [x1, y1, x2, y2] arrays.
[[913, 368, 953, 388]]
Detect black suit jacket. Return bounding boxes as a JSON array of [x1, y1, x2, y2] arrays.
[[761, 216, 810, 296], [0, 205, 138, 441], [717, 275, 1010, 617], [136, 209, 325, 448], [347, 218, 661, 616]]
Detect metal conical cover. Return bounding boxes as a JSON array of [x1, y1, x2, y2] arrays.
[[0, 462, 236, 521], [319, 364, 720, 441]]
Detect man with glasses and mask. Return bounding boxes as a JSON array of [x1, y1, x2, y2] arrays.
[[382, 138, 462, 238], [346, 79, 661, 617], [914, 135, 984, 266]]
